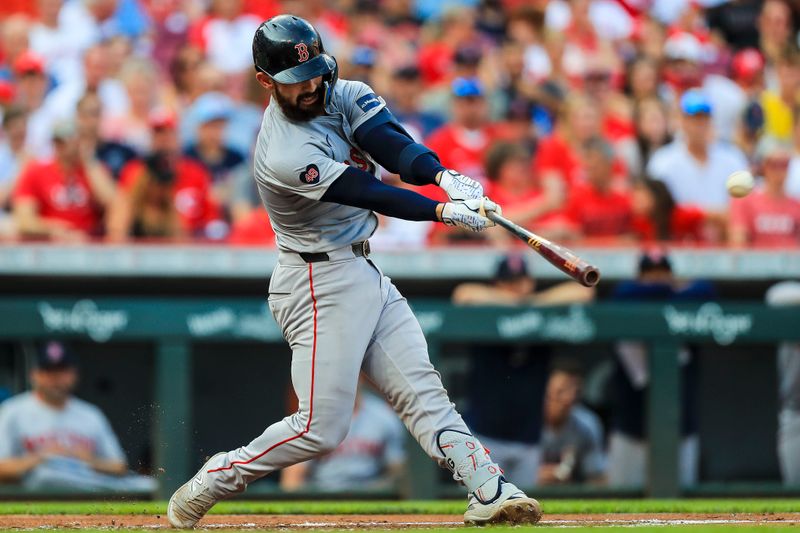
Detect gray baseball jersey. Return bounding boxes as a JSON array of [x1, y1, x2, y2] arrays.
[[0, 391, 125, 462], [253, 79, 385, 252], [195, 79, 511, 501]]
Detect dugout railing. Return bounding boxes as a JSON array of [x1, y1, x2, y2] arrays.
[[0, 297, 797, 500]]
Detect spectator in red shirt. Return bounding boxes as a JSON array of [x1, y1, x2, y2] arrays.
[[12, 119, 116, 240], [533, 93, 629, 211], [730, 137, 800, 247], [564, 137, 634, 240], [424, 77, 496, 198], [483, 142, 566, 240], [631, 178, 706, 243], [107, 111, 220, 241]]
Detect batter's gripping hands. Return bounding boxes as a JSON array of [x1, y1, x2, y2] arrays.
[[441, 197, 501, 232], [438, 169, 484, 202]]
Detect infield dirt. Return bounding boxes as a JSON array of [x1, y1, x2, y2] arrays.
[[1, 513, 800, 529]]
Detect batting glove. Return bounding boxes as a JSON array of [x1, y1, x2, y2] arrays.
[[437, 169, 484, 202], [441, 197, 501, 232]]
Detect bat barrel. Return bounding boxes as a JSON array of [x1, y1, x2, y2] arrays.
[[487, 210, 601, 287]]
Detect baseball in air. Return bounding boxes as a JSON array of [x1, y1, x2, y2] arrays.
[[726, 170, 754, 198]]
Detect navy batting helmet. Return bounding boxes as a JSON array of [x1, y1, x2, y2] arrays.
[[252, 15, 338, 105]]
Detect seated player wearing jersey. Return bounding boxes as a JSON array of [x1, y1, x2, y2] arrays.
[[539, 361, 606, 485], [453, 254, 594, 487], [280, 385, 407, 493], [0, 341, 156, 493], [167, 15, 542, 528]]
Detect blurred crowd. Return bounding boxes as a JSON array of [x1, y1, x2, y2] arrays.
[[1, 0, 800, 247]]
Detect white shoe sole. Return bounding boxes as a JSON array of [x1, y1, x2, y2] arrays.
[[167, 452, 227, 529], [464, 497, 543, 526]]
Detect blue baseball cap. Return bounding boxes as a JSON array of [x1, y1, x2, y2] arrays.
[[452, 77, 484, 98], [351, 46, 376, 67], [680, 89, 712, 116], [194, 92, 234, 125]]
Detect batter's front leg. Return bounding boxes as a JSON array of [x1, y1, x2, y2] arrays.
[[168, 261, 382, 528], [361, 280, 542, 525]]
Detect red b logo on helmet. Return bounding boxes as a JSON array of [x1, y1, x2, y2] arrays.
[[295, 43, 309, 62]]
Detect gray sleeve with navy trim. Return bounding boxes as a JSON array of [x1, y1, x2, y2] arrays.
[[334, 80, 387, 132]]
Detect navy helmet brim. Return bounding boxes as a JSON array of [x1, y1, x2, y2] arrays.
[[270, 54, 336, 84]]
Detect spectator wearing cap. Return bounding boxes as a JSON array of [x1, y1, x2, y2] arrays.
[[108, 110, 220, 240], [728, 48, 768, 160], [730, 137, 800, 246], [607, 250, 715, 489], [12, 118, 116, 240], [563, 137, 634, 240], [647, 89, 748, 238], [0, 340, 156, 492], [760, 46, 800, 143], [387, 66, 444, 140], [661, 31, 747, 144], [183, 93, 248, 222], [452, 254, 594, 486], [347, 46, 376, 85], [424, 77, 496, 191], [12, 51, 58, 159]]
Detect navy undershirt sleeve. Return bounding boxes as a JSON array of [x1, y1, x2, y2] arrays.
[[321, 166, 440, 221], [354, 109, 445, 186]]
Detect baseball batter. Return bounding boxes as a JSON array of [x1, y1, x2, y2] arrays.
[[168, 15, 541, 527]]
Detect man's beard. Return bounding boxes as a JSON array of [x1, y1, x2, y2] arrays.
[[273, 82, 326, 122]]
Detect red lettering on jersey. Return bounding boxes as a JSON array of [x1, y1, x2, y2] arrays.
[[345, 147, 375, 173], [295, 43, 309, 62]]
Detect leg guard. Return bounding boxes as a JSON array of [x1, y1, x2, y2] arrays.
[[436, 428, 504, 503]]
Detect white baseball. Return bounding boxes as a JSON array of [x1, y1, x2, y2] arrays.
[[726, 170, 754, 198]]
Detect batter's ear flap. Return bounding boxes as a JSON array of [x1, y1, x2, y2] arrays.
[[323, 56, 339, 107]]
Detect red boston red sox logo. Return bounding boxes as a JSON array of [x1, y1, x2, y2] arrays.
[[305, 166, 318, 182], [295, 43, 309, 62], [299, 164, 321, 185]]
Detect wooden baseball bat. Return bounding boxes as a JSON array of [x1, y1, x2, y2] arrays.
[[487, 211, 601, 287]]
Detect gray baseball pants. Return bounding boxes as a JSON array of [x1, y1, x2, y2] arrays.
[[203, 247, 470, 496]]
